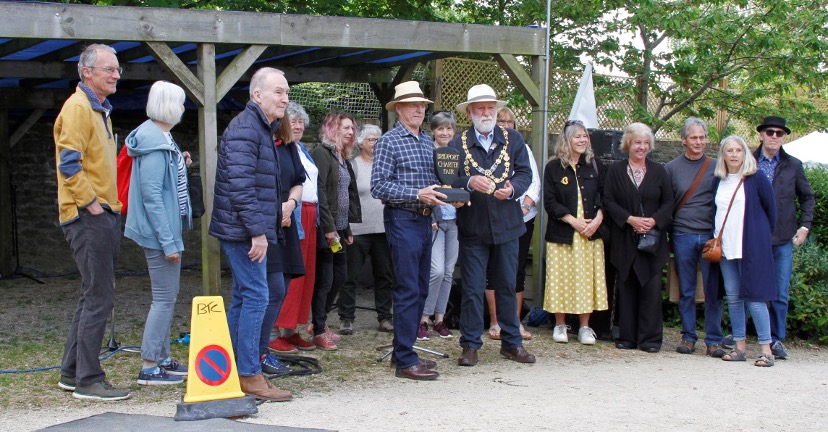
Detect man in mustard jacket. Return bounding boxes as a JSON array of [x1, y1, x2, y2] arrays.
[[54, 44, 129, 401]]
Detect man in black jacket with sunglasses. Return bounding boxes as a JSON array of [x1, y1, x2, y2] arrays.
[[748, 116, 814, 360]]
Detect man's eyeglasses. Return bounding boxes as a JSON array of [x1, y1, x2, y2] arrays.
[[763, 129, 786, 138], [89, 66, 123, 75]]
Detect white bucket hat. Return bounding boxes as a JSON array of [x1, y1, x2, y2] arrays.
[[456, 84, 507, 112], [385, 81, 434, 111]]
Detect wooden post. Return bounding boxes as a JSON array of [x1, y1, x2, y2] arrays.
[[529, 55, 547, 306], [197, 43, 222, 296], [0, 109, 13, 278]]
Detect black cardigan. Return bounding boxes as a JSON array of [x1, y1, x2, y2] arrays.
[[543, 155, 604, 244], [603, 158, 674, 284], [311, 142, 361, 237]]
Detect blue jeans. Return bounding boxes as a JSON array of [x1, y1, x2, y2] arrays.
[[259, 271, 289, 355], [459, 239, 521, 351], [384, 208, 432, 369], [424, 219, 458, 316], [672, 231, 722, 345], [720, 257, 772, 345], [221, 240, 268, 376], [141, 248, 181, 362], [769, 242, 793, 343]]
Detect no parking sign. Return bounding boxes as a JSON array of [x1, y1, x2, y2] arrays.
[[194, 344, 233, 386]]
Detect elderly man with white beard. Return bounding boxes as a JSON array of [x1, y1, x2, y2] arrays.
[[449, 84, 536, 367]]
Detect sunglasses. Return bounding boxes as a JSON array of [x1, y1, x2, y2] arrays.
[[763, 129, 786, 138]]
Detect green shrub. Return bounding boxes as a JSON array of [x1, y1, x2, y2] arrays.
[[802, 167, 828, 246], [789, 239, 828, 343]]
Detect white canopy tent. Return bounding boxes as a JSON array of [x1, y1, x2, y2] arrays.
[[784, 131, 828, 166]]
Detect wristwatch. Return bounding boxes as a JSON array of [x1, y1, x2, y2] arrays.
[[521, 203, 532, 210]]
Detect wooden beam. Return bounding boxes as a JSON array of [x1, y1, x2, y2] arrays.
[[145, 41, 204, 106], [10, 109, 45, 149], [197, 43, 221, 296], [0, 89, 73, 110], [216, 45, 266, 102], [495, 54, 540, 107], [0, 109, 12, 278], [0, 3, 543, 56]]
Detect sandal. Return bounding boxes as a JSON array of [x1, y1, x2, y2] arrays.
[[488, 324, 501, 340], [519, 324, 533, 340], [755, 353, 775, 367], [721, 349, 747, 362]]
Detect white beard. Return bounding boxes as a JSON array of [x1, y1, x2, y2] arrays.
[[471, 113, 496, 135]]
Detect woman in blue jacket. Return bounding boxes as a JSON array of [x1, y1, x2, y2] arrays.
[[124, 81, 192, 385], [711, 135, 777, 367]]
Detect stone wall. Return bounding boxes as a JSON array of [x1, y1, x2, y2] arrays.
[[11, 111, 207, 275]]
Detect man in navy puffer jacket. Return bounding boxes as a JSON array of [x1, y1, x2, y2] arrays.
[[208, 67, 291, 402]]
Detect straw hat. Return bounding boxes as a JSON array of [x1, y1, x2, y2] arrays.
[[456, 84, 507, 112], [385, 81, 434, 111]]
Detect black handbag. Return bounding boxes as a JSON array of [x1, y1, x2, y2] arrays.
[[188, 173, 205, 218], [637, 227, 659, 254], [636, 203, 658, 254]]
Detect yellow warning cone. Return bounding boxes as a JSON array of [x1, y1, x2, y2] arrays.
[[183, 296, 245, 403], [176, 296, 256, 421]]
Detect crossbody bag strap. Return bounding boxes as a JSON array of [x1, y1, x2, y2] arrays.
[[674, 156, 711, 215], [717, 177, 744, 241]]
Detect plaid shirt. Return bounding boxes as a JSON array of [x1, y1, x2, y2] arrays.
[[370, 121, 438, 207]]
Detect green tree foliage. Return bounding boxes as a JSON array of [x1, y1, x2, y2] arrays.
[[59, 0, 828, 134]]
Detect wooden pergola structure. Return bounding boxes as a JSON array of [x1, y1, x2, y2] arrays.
[[0, 2, 547, 294]]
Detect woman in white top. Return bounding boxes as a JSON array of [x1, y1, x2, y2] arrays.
[[711, 135, 777, 367]]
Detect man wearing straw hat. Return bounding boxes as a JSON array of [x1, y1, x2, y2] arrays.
[[450, 84, 536, 367], [372, 81, 453, 380]]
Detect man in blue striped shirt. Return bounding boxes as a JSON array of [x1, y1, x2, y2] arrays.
[[371, 81, 449, 381]]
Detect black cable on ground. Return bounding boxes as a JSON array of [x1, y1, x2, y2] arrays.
[[264, 354, 322, 379], [0, 345, 141, 374]]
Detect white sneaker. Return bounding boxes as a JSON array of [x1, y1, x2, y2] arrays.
[[553, 325, 570, 343], [578, 326, 597, 345]]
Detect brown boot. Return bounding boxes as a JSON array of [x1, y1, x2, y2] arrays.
[[239, 373, 292, 402]]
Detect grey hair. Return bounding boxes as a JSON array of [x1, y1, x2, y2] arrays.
[[429, 111, 457, 132], [287, 102, 310, 126], [714, 135, 758, 178], [77, 44, 117, 80], [146, 81, 186, 125], [620, 122, 656, 153], [680, 117, 708, 139], [357, 124, 382, 146], [249, 67, 285, 99]]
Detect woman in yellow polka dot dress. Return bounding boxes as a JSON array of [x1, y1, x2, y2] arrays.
[[542, 120, 608, 345]]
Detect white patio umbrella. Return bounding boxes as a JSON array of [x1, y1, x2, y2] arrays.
[[783, 131, 828, 166]]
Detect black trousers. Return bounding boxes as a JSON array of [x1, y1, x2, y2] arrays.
[[617, 271, 663, 350], [311, 238, 347, 336]]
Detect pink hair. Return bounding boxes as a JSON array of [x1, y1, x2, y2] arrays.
[[319, 111, 357, 159]]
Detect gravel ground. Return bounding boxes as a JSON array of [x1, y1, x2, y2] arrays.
[[1, 273, 826, 431]]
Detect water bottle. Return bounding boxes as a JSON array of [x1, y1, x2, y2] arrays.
[[330, 236, 343, 253]]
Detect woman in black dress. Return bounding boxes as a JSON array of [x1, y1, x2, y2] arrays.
[[258, 116, 307, 374], [603, 122, 673, 353]]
